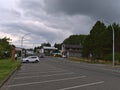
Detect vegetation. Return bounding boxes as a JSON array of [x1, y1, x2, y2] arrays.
[[63, 21, 120, 63], [63, 34, 87, 45], [0, 37, 11, 59], [54, 43, 62, 50], [68, 57, 112, 64], [0, 59, 21, 82]]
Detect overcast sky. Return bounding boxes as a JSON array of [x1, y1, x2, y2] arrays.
[[0, 0, 120, 48]]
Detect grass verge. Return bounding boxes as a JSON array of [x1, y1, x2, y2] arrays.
[[0, 59, 21, 83], [68, 57, 112, 65]]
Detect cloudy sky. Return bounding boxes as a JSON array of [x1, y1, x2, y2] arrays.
[[0, 0, 120, 48]]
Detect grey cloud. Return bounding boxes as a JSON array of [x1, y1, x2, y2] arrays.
[[19, 0, 93, 34], [1, 20, 70, 44], [0, 9, 21, 20], [1, 0, 120, 47], [44, 0, 120, 22], [19, 0, 120, 32]]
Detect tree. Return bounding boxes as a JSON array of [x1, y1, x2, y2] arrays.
[[0, 37, 11, 59], [41, 42, 51, 47], [83, 21, 120, 60], [54, 43, 62, 50], [83, 21, 106, 59], [63, 35, 87, 45], [112, 23, 120, 52]]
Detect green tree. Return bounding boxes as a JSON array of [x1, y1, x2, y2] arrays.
[[63, 35, 87, 45], [83, 21, 106, 59], [54, 43, 62, 50], [0, 37, 11, 59], [41, 42, 51, 47]]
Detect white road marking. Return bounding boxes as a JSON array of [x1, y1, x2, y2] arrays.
[[14, 72, 75, 79], [8, 76, 86, 88], [17, 70, 66, 75], [59, 81, 104, 90]]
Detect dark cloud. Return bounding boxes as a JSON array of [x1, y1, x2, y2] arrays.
[[19, 0, 94, 34], [44, 0, 120, 22], [1, 0, 120, 48]]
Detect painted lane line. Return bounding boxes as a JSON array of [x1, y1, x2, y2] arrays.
[[14, 72, 75, 80], [17, 70, 67, 75], [59, 81, 104, 90], [8, 76, 86, 88]]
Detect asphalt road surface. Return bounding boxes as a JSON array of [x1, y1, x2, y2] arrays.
[[1, 57, 120, 90]]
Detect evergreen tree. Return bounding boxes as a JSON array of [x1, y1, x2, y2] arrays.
[[54, 43, 62, 50], [83, 21, 106, 59]]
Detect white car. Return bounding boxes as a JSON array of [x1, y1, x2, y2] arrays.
[[22, 56, 40, 63]]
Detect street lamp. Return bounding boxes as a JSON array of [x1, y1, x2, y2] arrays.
[[111, 25, 115, 66], [21, 33, 30, 60], [104, 21, 115, 66]]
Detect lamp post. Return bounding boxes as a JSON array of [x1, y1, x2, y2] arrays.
[[102, 20, 115, 66], [111, 25, 115, 66], [21, 33, 30, 60], [105, 21, 115, 66]]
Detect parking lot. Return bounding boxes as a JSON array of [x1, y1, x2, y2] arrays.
[[1, 57, 120, 90], [1, 58, 120, 90]]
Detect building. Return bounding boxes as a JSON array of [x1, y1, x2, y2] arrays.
[[39, 46, 58, 56], [15, 47, 22, 57], [62, 44, 82, 57]]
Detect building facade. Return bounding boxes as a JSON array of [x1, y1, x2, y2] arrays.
[[62, 44, 82, 57]]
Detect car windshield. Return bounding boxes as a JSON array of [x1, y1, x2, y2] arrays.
[[29, 56, 37, 58]]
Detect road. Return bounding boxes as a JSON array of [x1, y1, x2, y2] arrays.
[[1, 57, 120, 90]]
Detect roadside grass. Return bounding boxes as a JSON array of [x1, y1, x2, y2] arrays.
[[68, 57, 113, 65], [0, 59, 21, 83]]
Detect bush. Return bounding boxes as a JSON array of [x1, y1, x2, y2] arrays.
[[115, 53, 120, 62], [103, 54, 112, 61], [54, 54, 62, 57], [103, 53, 120, 62], [0, 51, 4, 59]]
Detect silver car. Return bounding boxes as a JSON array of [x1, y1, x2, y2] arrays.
[[22, 56, 40, 63]]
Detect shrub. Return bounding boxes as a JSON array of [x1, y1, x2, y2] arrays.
[[103, 53, 120, 62]]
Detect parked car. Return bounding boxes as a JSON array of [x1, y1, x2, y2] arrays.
[[22, 56, 40, 63]]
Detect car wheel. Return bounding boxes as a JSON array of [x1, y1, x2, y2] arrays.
[[26, 60, 29, 63], [35, 60, 39, 63]]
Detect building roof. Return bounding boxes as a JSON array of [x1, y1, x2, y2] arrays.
[[43, 46, 57, 50], [16, 47, 22, 51], [62, 44, 82, 49]]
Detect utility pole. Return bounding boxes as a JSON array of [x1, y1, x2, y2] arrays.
[[111, 25, 115, 66], [21, 33, 30, 60], [102, 20, 115, 66]]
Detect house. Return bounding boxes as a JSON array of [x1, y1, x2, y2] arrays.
[[15, 47, 22, 57], [62, 44, 82, 57]]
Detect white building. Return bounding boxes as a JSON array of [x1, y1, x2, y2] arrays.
[[39, 46, 57, 56]]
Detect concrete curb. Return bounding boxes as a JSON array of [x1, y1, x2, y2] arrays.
[[0, 63, 21, 88]]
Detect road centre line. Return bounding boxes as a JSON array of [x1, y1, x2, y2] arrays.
[[8, 76, 86, 88], [59, 81, 104, 90], [14, 72, 75, 79], [17, 70, 67, 75]]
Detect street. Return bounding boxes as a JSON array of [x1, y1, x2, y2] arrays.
[[1, 57, 120, 90]]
